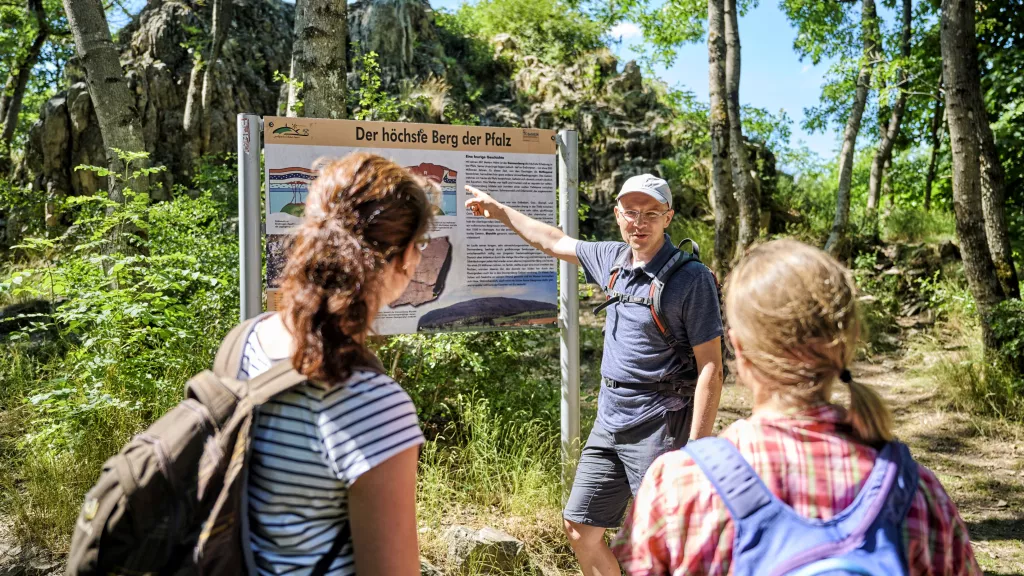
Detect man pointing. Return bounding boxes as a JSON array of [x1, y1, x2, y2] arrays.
[[465, 175, 724, 576]]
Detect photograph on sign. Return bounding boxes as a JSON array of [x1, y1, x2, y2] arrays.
[[262, 117, 559, 335]]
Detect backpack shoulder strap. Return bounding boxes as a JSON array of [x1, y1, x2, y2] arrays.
[[593, 245, 634, 315], [248, 353, 388, 407], [650, 244, 701, 337], [831, 441, 919, 536], [683, 437, 777, 521], [213, 313, 271, 378]]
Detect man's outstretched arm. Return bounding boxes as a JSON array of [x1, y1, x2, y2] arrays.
[[465, 185, 580, 265]]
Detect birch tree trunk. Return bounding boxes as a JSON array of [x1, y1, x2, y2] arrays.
[[709, 0, 737, 277], [866, 0, 911, 230], [200, 0, 232, 153], [941, 0, 1006, 352], [725, 0, 759, 253], [978, 130, 1020, 299], [1, 0, 48, 149], [63, 0, 149, 201], [824, 0, 879, 257], [183, 0, 233, 155], [300, 0, 347, 119], [924, 83, 944, 211], [286, 0, 307, 117]]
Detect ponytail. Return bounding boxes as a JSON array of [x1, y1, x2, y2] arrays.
[[845, 377, 894, 446], [279, 153, 434, 384]]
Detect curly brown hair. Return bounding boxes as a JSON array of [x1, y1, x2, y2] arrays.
[[279, 153, 434, 383]]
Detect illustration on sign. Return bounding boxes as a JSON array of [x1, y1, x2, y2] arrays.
[[263, 116, 558, 335], [389, 236, 453, 307], [406, 162, 458, 216]]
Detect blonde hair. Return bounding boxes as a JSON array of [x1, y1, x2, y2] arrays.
[[725, 239, 893, 446]]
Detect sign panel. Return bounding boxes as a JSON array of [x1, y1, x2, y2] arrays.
[[263, 117, 559, 335]]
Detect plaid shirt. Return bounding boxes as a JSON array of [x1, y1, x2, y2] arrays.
[[612, 404, 980, 576]]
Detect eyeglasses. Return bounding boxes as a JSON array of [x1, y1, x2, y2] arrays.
[[618, 207, 671, 223]]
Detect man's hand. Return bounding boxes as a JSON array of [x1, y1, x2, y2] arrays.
[[465, 185, 504, 221], [463, 184, 580, 264]]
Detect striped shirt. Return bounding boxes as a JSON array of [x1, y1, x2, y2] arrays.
[[612, 404, 981, 575], [239, 324, 424, 576]]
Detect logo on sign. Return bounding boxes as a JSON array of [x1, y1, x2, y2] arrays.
[[267, 120, 310, 138], [522, 129, 541, 142]]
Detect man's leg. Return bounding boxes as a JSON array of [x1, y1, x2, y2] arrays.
[[617, 405, 693, 494], [562, 420, 632, 576], [562, 520, 619, 576]]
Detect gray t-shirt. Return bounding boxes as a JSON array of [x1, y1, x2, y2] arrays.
[[577, 236, 723, 433]]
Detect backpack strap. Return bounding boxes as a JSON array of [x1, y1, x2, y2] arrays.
[[593, 247, 634, 315], [650, 244, 702, 357], [765, 442, 919, 576], [683, 437, 777, 520], [213, 313, 273, 378]]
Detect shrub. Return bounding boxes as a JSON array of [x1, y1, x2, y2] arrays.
[[442, 0, 607, 66], [880, 206, 956, 244], [0, 151, 239, 550]]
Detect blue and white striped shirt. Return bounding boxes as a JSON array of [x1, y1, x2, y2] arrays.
[[239, 324, 424, 576]]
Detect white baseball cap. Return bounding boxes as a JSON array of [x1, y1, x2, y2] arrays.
[[617, 174, 672, 208]]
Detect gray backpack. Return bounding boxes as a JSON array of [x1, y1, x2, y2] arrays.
[[67, 316, 378, 575]]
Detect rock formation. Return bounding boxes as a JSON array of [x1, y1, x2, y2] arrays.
[[21, 0, 700, 235], [24, 0, 292, 199]]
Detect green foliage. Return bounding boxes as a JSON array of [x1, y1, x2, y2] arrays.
[[0, 151, 239, 548], [376, 331, 560, 434], [0, 176, 47, 251], [851, 251, 901, 350], [354, 51, 401, 121], [444, 0, 607, 65], [272, 70, 303, 116], [879, 205, 956, 244]]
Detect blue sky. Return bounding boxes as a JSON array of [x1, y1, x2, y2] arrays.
[[611, 3, 840, 159]]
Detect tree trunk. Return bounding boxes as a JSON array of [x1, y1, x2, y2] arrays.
[[62, 0, 149, 201], [0, 75, 14, 124], [975, 103, 1021, 300], [287, 0, 306, 117], [709, 0, 737, 277], [200, 0, 232, 153], [300, 0, 347, 119], [182, 62, 203, 154], [924, 82, 944, 211], [825, 0, 879, 257], [1, 0, 49, 149], [941, 0, 1006, 352], [866, 0, 911, 232], [725, 0, 759, 253]]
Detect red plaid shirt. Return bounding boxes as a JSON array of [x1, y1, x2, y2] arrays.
[[612, 404, 980, 576]]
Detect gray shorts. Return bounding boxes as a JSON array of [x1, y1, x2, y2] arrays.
[[562, 406, 692, 528]]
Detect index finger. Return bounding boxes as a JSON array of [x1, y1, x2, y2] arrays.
[[465, 185, 485, 198]]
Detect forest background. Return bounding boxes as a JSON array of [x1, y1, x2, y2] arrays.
[[0, 0, 1023, 573]]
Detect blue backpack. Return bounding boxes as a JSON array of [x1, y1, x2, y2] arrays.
[[683, 437, 919, 576]]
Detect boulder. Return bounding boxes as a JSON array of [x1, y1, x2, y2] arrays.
[[442, 525, 528, 574], [420, 557, 445, 576]]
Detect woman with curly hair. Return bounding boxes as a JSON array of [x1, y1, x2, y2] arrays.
[[240, 153, 433, 576]]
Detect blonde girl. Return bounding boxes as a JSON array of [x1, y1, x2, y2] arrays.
[[612, 239, 979, 576]]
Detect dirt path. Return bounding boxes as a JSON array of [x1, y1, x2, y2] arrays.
[[716, 355, 1024, 576]]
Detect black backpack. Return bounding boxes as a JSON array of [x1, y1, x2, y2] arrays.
[[594, 238, 727, 383]]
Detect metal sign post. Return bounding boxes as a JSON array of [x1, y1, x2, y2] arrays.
[[557, 130, 580, 501], [238, 113, 263, 321]]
